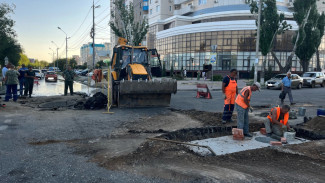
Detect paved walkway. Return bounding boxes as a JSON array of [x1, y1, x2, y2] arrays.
[[177, 78, 247, 91]]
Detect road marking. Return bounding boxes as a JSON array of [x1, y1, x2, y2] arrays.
[[4, 119, 12, 123], [0, 125, 9, 131]]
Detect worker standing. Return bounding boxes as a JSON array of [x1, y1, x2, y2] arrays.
[[63, 66, 76, 96], [281, 72, 295, 105], [265, 105, 291, 139], [222, 69, 238, 124], [235, 82, 261, 137], [24, 66, 35, 98]]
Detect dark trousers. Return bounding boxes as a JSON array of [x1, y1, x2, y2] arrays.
[[24, 79, 34, 96], [222, 104, 235, 121], [5, 84, 18, 101], [64, 81, 73, 95], [281, 86, 293, 103], [19, 78, 25, 96]]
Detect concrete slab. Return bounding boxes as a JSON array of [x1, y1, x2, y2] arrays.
[[188, 132, 309, 156]]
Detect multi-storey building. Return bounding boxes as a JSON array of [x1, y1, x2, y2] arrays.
[[80, 43, 111, 68], [147, 0, 325, 77]]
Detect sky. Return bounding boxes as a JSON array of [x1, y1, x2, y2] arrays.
[[2, 0, 111, 62]]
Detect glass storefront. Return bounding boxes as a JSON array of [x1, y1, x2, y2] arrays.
[[155, 30, 325, 73]]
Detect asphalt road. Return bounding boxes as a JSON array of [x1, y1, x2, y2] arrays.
[[0, 85, 324, 183]]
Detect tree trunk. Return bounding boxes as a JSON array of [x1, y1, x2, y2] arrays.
[[300, 60, 309, 72], [316, 49, 321, 71], [260, 56, 266, 84], [284, 54, 293, 73], [271, 51, 284, 72]]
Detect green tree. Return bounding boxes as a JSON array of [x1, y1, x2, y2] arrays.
[[247, 0, 291, 78], [18, 53, 30, 66], [0, 3, 22, 66], [295, 5, 325, 72], [109, 0, 149, 46]]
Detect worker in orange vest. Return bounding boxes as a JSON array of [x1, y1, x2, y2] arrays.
[[265, 105, 291, 139], [222, 69, 238, 124], [235, 82, 261, 137]]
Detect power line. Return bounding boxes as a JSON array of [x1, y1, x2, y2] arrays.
[[70, 7, 92, 38]]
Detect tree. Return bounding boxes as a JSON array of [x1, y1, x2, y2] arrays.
[[295, 5, 325, 72], [0, 3, 22, 66], [247, 0, 291, 80], [109, 0, 149, 46], [18, 53, 30, 66]]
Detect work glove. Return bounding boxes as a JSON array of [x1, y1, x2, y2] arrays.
[[249, 107, 253, 113], [223, 93, 227, 100]]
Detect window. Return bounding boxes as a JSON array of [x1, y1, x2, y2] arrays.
[[169, 6, 172, 11], [156, 5, 160, 12], [198, 0, 207, 5], [150, 0, 152, 4], [150, 9, 152, 15]]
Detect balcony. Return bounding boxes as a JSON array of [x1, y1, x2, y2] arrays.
[[174, 0, 192, 5], [174, 5, 195, 15]]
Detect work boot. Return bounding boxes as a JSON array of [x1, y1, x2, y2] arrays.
[[244, 133, 253, 138]]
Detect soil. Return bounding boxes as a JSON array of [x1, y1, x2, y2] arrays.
[[298, 116, 325, 135]]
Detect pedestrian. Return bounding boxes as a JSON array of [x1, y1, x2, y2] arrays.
[[222, 69, 238, 124], [202, 71, 206, 80], [18, 64, 28, 96], [4, 64, 20, 102], [2, 63, 9, 87], [63, 66, 76, 96], [184, 69, 187, 78], [24, 66, 35, 98], [281, 71, 295, 105], [264, 105, 291, 140], [235, 82, 261, 138]]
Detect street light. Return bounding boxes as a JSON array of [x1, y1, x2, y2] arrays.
[[51, 41, 59, 69], [57, 27, 70, 69], [49, 48, 55, 66]]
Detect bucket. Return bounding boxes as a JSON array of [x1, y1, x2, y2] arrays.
[[317, 109, 325, 116], [298, 107, 306, 116], [284, 132, 296, 142]]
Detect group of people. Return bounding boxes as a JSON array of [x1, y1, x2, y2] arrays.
[[2, 63, 35, 101], [222, 69, 293, 139]]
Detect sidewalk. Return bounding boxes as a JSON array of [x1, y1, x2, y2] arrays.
[[177, 78, 247, 91]]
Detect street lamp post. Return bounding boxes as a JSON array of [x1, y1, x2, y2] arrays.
[[91, 0, 101, 69], [49, 48, 55, 66], [57, 27, 70, 69], [51, 41, 59, 69]]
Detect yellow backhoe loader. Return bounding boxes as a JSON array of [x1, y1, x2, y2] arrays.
[[110, 37, 177, 107]]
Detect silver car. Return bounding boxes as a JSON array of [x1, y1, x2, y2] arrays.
[[265, 74, 303, 89]]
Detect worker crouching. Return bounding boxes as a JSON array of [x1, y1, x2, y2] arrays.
[[265, 105, 291, 140], [222, 69, 238, 124]]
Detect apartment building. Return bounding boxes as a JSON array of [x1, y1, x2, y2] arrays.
[[147, 0, 325, 76], [80, 43, 111, 68]]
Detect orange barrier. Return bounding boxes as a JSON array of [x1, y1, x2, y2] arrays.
[[34, 77, 40, 85], [196, 84, 212, 99]]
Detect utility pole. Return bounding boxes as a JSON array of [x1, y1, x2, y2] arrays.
[[91, 1, 100, 69], [51, 41, 59, 69], [254, 0, 262, 84], [58, 27, 70, 69]]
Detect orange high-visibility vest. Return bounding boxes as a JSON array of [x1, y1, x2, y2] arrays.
[[224, 75, 237, 105], [235, 86, 251, 109], [267, 107, 289, 125]]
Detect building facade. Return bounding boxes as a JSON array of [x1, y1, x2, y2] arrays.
[[80, 43, 111, 68], [147, 0, 325, 77]]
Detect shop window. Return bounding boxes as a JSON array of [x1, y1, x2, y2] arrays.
[[222, 60, 231, 70]]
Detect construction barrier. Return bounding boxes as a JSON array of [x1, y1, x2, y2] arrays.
[[196, 84, 212, 99]]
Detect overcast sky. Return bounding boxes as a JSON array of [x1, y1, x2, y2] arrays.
[[2, 0, 110, 62]]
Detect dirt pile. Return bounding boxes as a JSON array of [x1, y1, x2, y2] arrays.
[[295, 116, 325, 139]]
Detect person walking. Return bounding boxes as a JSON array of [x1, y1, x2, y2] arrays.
[[264, 105, 291, 140], [18, 64, 28, 96], [63, 66, 76, 96], [281, 72, 295, 105], [235, 82, 261, 137], [4, 64, 20, 102], [183, 69, 187, 78], [222, 69, 238, 124], [24, 66, 35, 98]]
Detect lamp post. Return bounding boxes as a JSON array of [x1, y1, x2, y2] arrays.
[[51, 41, 59, 69], [57, 27, 70, 69], [91, 0, 101, 69], [49, 48, 55, 66]]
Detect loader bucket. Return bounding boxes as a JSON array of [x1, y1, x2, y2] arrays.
[[118, 78, 177, 107]]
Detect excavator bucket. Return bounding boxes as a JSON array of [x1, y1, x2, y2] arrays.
[[117, 78, 177, 107]]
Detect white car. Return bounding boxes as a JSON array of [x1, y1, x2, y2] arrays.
[[33, 69, 44, 79]]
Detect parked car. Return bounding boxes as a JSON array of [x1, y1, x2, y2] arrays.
[[33, 69, 44, 79], [301, 72, 325, 88], [79, 69, 90, 76], [41, 69, 48, 74], [45, 71, 58, 82], [265, 74, 303, 89]]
